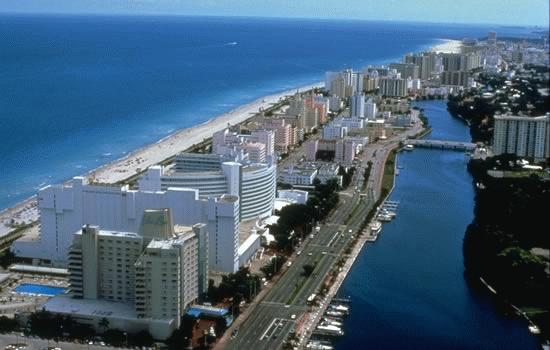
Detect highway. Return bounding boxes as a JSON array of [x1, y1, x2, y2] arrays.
[[222, 123, 424, 350]]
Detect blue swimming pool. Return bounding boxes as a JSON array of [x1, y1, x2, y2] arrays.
[[14, 283, 67, 296]]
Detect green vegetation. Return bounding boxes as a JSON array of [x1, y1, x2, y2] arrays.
[[206, 267, 262, 305], [381, 149, 397, 194], [0, 250, 18, 269], [23, 309, 154, 346], [302, 264, 315, 277], [465, 155, 550, 340], [260, 255, 287, 280], [0, 316, 18, 333], [271, 179, 340, 252], [447, 67, 549, 143]]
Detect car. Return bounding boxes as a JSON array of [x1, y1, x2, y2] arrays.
[[308, 252, 313, 256], [287, 261, 292, 267], [290, 314, 296, 320], [322, 251, 327, 255], [285, 304, 290, 308], [231, 329, 239, 338], [297, 250, 302, 256]]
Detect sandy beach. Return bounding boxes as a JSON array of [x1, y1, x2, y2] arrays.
[[0, 82, 322, 237], [431, 39, 463, 53]]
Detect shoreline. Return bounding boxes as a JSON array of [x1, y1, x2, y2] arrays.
[[0, 38, 461, 241], [0, 81, 321, 238], [431, 38, 463, 53]]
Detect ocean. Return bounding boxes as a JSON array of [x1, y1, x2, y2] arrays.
[[0, 15, 536, 209]]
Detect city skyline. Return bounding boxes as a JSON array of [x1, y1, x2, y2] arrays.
[[0, 0, 548, 27]]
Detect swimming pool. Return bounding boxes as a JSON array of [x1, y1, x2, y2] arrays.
[[14, 283, 67, 296]]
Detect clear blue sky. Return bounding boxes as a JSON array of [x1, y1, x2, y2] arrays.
[[1, 0, 548, 26]]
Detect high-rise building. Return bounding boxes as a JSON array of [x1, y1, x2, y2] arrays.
[[440, 71, 471, 87], [350, 94, 365, 118], [325, 70, 363, 98], [389, 63, 420, 79], [379, 77, 407, 97], [493, 113, 550, 161], [441, 53, 481, 72], [404, 52, 437, 80], [365, 98, 377, 120], [57, 218, 208, 340], [488, 31, 497, 45]]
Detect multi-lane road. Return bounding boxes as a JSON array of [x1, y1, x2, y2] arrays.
[[222, 123, 424, 350]]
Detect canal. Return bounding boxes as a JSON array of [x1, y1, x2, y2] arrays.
[[334, 100, 539, 349]]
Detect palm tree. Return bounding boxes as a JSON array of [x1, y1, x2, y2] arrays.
[[98, 317, 110, 333]]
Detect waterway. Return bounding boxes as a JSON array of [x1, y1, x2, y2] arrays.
[[334, 100, 539, 349]]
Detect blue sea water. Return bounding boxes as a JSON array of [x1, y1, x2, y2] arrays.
[[333, 101, 539, 349], [0, 14, 537, 209]]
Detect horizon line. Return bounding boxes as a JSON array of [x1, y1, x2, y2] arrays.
[[0, 11, 548, 29]]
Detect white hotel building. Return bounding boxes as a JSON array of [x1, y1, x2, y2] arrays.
[[493, 113, 550, 161], [44, 215, 208, 340], [139, 153, 277, 221], [12, 176, 240, 273]]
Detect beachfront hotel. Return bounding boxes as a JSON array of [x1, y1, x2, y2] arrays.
[[44, 212, 208, 340], [11, 176, 241, 273], [139, 152, 277, 221], [492, 113, 550, 161]]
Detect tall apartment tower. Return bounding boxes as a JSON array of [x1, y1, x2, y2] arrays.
[[493, 114, 550, 161], [488, 31, 497, 45], [365, 98, 377, 120], [350, 94, 365, 118]]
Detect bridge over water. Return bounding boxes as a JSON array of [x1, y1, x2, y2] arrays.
[[405, 139, 477, 151]]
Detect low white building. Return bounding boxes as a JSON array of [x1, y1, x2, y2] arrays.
[[277, 189, 309, 204]]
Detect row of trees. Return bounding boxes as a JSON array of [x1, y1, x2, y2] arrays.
[[25, 309, 154, 347], [271, 179, 340, 252]]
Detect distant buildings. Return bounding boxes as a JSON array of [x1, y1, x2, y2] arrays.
[[379, 76, 407, 97], [488, 31, 497, 45], [404, 52, 438, 80], [284, 92, 329, 132], [278, 163, 343, 187], [365, 98, 377, 120], [325, 69, 363, 98], [349, 93, 365, 118], [389, 63, 419, 79], [492, 113, 550, 162]]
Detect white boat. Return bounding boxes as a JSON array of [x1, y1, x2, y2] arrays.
[[528, 325, 541, 334], [377, 214, 393, 222], [404, 144, 414, 151], [369, 221, 382, 235]]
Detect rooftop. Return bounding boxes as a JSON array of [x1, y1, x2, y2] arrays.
[[43, 295, 139, 320]]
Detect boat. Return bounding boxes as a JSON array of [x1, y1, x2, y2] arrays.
[[528, 325, 541, 335], [306, 341, 334, 350], [377, 213, 393, 222], [369, 221, 382, 235], [325, 310, 345, 318], [404, 144, 414, 151], [316, 324, 344, 336], [329, 304, 349, 314]]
